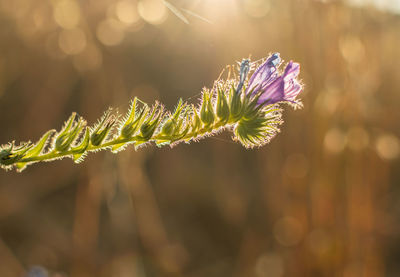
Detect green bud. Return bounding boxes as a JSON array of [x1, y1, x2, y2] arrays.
[[171, 119, 190, 141], [71, 127, 90, 162], [121, 106, 148, 138], [55, 133, 70, 152], [216, 87, 230, 123], [0, 150, 21, 166], [140, 105, 163, 141], [161, 119, 175, 136], [200, 90, 214, 126], [71, 127, 90, 154], [55, 118, 85, 152], [0, 142, 32, 167], [172, 98, 185, 118], [90, 111, 115, 146], [190, 105, 201, 133], [91, 121, 114, 146], [230, 86, 244, 122]]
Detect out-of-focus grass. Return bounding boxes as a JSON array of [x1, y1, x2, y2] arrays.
[[0, 0, 399, 276]]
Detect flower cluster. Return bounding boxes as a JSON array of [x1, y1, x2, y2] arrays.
[[0, 53, 303, 172], [246, 53, 302, 106]]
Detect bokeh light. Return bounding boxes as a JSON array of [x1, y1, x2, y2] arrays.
[[375, 133, 400, 160], [346, 126, 369, 151], [273, 217, 304, 247], [137, 0, 168, 25], [53, 0, 81, 29], [339, 34, 366, 64], [324, 128, 347, 154], [73, 43, 103, 72], [96, 19, 125, 46], [115, 0, 141, 25], [255, 253, 284, 277], [58, 28, 87, 55]]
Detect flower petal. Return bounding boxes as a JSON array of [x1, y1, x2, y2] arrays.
[[283, 61, 300, 81], [283, 79, 302, 102], [257, 77, 285, 105], [256, 61, 302, 105], [246, 53, 281, 95]]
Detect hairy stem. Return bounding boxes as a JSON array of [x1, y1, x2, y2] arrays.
[[0, 54, 303, 172]]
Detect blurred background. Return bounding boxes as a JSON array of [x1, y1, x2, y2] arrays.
[[0, 0, 399, 276]]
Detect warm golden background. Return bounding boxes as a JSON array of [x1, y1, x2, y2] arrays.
[[0, 0, 400, 276]]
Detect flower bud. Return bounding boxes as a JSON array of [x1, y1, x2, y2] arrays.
[[189, 105, 201, 135], [200, 91, 214, 126], [71, 128, 90, 155], [236, 59, 250, 94], [216, 87, 230, 123], [230, 87, 244, 121], [140, 106, 163, 140], [121, 106, 148, 138], [0, 142, 32, 167], [55, 113, 76, 151], [91, 121, 114, 146], [161, 119, 175, 136]]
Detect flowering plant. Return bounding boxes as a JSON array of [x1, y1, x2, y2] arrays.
[[0, 53, 303, 172]]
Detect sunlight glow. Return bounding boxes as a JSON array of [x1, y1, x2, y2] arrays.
[[376, 134, 400, 160], [58, 28, 87, 55], [138, 0, 168, 25], [244, 0, 271, 18], [96, 19, 125, 46], [116, 0, 141, 25], [53, 0, 81, 29], [346, 0, 400, 14]]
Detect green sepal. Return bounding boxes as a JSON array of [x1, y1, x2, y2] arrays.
[[161, 119, 174, 136], [229, 86, 244, 122], [216, 87, 230, 123], [189, 105, 201, 137], [56, 117, 85, 152], [71, 127, 90, 162], [233, 107, 282, 148], [54, 112, 76, 151], [91, 109, 115, 146], [1, 142, 33, 169], [121, 105, 148, 138], [23, 129, 55, 159], [139, 105, 163, 141], [91, 121, 114, 146], [124, 98, 138, 125], [170, 119, 190, 142], [200, 90, 214, 127], [160, 98, 187, 136], [13, 130, 56, 170], [120, 98, 147, 138]]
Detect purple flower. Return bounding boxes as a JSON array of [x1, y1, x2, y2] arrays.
[[246, 53, 302, 106]]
